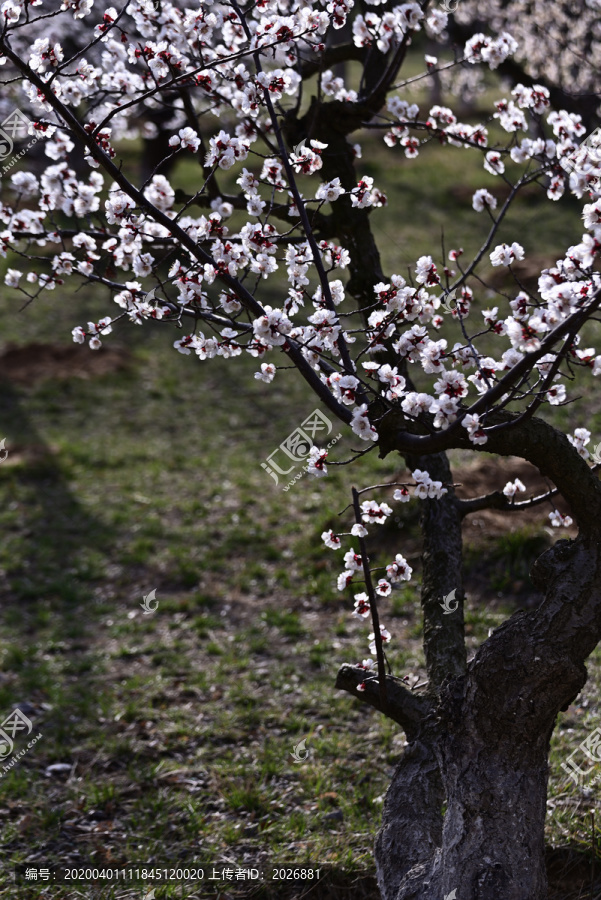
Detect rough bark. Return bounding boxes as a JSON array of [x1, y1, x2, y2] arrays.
[[335, 664, 431, 735], [404, 451, 466, 693], [376, 729, 444, 900], [373, 536, 600, 899], [371, 406, 601, 899]]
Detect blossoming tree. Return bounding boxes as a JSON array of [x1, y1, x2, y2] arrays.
[[1, 1, 600, 898], [446, 0, 601, 128]]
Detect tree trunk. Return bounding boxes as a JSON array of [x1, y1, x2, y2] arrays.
[[376, 702, 554, 900], [373, 528, 601, 900]]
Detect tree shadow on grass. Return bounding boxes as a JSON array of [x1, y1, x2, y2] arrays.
[[0, 378, 117, 820], [0, 378, 114, 615]]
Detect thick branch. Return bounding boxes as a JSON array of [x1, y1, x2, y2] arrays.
[[297, 42, 366, 78], [335, 664, 431, 735], [380, 406, 601, 532]]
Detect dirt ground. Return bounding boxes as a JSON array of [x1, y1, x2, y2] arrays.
[[0, 342, 131, 384]]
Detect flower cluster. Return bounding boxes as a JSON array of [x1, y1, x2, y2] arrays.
[[549, 510, 573, 528], [567, 428, 591, 459], [320, 480, 450, 672], [503, 479, 526, 499], [0, 4, 592, 464], [0, 0, 596, 613]]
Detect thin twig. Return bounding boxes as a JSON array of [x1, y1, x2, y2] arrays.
[[351, 486, 387, 710]]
